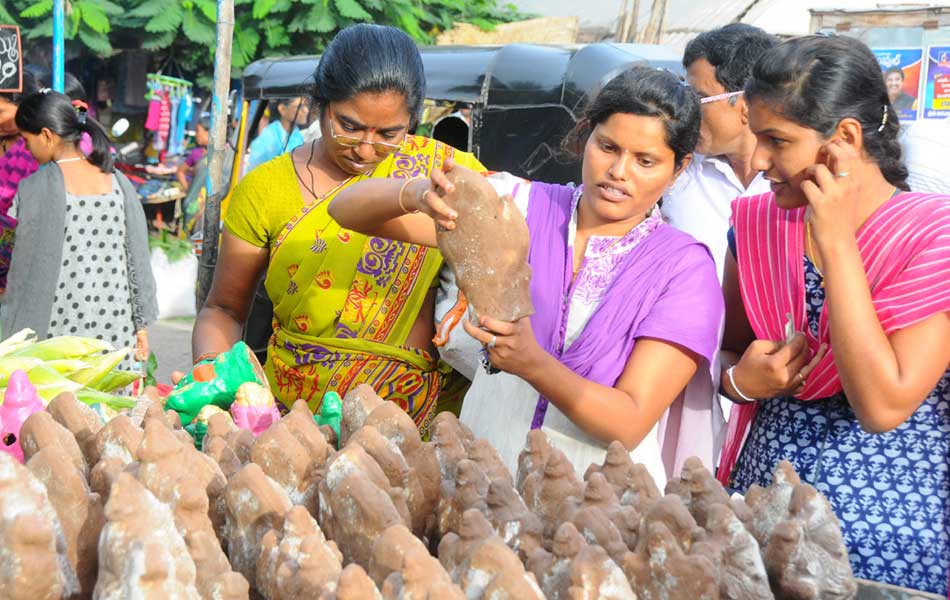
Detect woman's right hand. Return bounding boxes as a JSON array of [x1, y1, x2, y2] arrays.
[[728, 333, 828, 400], [404, 157, 460, 230]]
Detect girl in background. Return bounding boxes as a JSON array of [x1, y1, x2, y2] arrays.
[[3, 91, 157, 368], [0, 68, 41, 296]]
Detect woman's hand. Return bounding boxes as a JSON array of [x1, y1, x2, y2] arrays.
[[801, 140, 864, 246], [462, 315, 547, 379], [404, 157, 460, 230], [134, 329, 149, 363], [728, 333, 828, 400]]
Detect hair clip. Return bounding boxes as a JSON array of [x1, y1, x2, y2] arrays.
[[877, 104, 888, 132], [72, 99, 89, 125], [39, 88, 52, 94]]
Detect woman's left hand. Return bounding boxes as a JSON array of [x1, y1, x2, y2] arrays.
[[463, 315, 546, 378], [801, 139, 863, 244], [134, 329, 149, 363]]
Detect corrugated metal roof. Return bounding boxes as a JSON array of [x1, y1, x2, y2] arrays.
[[657, 0, 950, 47], [739, 0, 933, 36], [659, 31, 700, 52], [656, 0, 758, 51], [662, 0, 759, 31], [514, 0, 950, 42]]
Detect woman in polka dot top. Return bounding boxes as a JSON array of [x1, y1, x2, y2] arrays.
[[2, 90, 157, 370]]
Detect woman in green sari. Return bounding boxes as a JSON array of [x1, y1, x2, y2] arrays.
[[190, 24, 482, 435]]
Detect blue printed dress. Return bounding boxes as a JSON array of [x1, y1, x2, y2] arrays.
[[730, 257, 950, 595]]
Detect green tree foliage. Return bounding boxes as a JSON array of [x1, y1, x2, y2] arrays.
[[5, 0, 525, 85]]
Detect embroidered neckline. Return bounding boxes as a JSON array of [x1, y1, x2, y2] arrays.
[[568, 185, 662, 305], [569, 185, 662, 259]]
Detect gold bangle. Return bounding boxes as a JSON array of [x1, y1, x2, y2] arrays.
[[398, 177, 423, 214]]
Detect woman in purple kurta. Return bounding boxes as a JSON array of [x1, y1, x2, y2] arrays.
[[329, 67, 725, 485], [441, 177, 726, 486]]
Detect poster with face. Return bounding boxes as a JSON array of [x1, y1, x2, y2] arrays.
[[0, 26, 22, 93], [921, 46, 950, 120], [872, 48, 923, 122]]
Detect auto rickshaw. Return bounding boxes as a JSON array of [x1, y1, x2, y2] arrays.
[[234, 42, 684, 187]]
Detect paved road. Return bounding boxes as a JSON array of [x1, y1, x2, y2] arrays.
[[150, 318, 194, 385]]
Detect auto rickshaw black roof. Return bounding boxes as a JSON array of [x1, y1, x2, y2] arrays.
[[242, 43, 682, 109], [241, 42, 683, 183]]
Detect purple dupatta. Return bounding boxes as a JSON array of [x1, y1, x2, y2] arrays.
[[524, 182, 725, 475]]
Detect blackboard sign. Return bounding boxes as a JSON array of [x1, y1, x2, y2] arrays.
[[0, 26, 22, 93]]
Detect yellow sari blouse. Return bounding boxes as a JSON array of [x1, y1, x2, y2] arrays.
[[224, 136, 483, 435]]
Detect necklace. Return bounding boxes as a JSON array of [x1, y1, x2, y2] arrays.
[[0, 136, 16, 154], [55, 156, 85, 164], [292, 141, 355, 205], [804, 221, 826, 288], [594, 230, 634, 255]]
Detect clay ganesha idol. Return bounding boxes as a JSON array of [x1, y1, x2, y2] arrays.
[[436, 164, 534, 325]]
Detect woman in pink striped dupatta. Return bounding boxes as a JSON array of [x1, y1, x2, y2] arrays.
[[0, 69, 42, 295], [717, 36, 950, 595]]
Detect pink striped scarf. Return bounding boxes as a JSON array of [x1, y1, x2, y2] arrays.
[[0, 138, 38, 213], [718, 191, 950, 484]]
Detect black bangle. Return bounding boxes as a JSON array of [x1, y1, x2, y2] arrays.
[[480, 349, 500, 375], [193, 352, 219, 366]]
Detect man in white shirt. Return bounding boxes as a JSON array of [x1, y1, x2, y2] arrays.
[[663, 25, 777, 424], [662, 24, 777, 280]]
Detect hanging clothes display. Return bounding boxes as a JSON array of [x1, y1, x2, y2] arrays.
[[170, 89, 193, 156], [167, 94, 181, 155], [143, 74, 195, 157], [144, 84, 162, 131], [156, 91, 171, 152]]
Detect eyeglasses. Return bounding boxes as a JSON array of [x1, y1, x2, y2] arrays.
[[700, 91, 744, 105], [326, 109, 404, 156]]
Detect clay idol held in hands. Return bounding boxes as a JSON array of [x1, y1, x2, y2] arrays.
[[434, 164, 534, 325]]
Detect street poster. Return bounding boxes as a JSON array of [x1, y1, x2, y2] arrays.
[[872, 47, 923, 122], [0, 25, 22, 94], [921, 46, 950, 120]]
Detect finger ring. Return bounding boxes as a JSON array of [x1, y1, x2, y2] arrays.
[[797, 372, 806, 386], [836, 172, 850, 178], [486, 335, 497, 351]]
